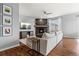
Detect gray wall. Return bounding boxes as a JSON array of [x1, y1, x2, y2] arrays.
[[0, 3, 19, 50], [62, 13, 79, 38]]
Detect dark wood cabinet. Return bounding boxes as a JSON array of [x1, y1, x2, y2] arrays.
[[35, 18, 48, 25], [19, 31, 33, 39]]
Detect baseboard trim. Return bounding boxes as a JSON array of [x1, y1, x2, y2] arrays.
[[0, 44, 20, 51], [63, 36, 79, 39]]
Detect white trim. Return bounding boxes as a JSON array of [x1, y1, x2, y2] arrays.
[[63, 36, 79, 39], [0, 44, 20, 51]]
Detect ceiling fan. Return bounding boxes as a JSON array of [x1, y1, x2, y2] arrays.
[[40, 10, 52, 19], [43, 10, 52, 15]]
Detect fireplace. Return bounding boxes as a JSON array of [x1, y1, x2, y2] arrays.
[[35, 18, 48, 38], [39, 28, 44, 33]]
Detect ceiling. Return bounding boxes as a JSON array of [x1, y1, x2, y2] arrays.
[[19, 3, 79, 18]]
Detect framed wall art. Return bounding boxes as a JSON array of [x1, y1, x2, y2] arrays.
[[3, 5, 12, 15], [3, 16, 12, 25], [3, 27, 12, 36]]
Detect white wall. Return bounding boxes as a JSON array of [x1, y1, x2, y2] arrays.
[[0, 3, 19, 51], [62, 12, 79, 38]]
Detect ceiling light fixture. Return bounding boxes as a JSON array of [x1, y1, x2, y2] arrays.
[[39, 10, 52, 21]]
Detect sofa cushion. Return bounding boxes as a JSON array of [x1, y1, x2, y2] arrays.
[[56, 31, 62, 35], [42, 32, 55, 39]]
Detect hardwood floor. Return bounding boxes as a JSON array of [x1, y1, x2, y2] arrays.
[[48, 38, 79, 56], [63, 38, 79, 56], [0, 44, 43, 56], [0, 38, 79, 56]]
